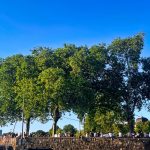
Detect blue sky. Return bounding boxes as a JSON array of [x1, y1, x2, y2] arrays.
[[0, 0, 150, 133]]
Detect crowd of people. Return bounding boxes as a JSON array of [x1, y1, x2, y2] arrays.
[[84, 131, 150, 138], [1, 130, 150, 140]]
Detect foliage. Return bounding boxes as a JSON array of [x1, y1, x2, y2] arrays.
[[141, 57, 150, 110], [0, 55, 24, 125], [63, 124, 77, 135], [108, 33, 144, 133], [75, 130, 84, 137], [135, 121, 150, 133], [30, 130, 49, 136], [14, 55, 41, 135], [0, 34, 149, 136], [135, 122, 143, 133], [84, 111, 127, 134]]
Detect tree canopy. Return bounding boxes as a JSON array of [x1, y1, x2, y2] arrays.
[[0, 34, 149, 135]]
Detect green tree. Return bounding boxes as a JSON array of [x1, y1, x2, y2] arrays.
[[14, 55, 41, 135], [108, 33, 144, 133], [84, 114, 97, 132], [30, 130, 49, 137], [63, 124, 77, 135], [38, 67, 69, 136], [143, 121, 150, 133], [84, 111, 125, 134], [0, 55, 24, 126], [135, 121, 150, 133], [135, 122, 143, 133], [33, 45, 79, 136]]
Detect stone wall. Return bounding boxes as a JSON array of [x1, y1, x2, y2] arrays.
[[15, 137, 150, 150]]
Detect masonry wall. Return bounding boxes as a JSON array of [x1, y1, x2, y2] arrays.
[[15, 137, 150, 150]]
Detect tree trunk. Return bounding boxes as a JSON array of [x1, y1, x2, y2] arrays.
[[52, 106, 61, 137], [26, 117, 31, 136], [127, 113, 134, 136], [52, 120, 58, 136]]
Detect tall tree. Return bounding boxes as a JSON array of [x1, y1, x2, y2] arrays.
[[0, 55, 24, 126], [14, 55, 40, 135], [108, 33, 144, 134], [38, 67, 69, 136], [32, 45, 78, 136]]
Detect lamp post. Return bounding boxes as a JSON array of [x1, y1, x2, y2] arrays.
[[21, 109, 24, 140], [21, 81, 25, 146]]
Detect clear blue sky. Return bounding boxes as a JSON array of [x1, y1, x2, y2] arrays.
[[0, 0, 150, 133]]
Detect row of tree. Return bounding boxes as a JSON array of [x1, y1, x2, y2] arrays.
[[30, 124, 77, 137], [84, 111, 150, 135], [0, 33, 150, 135]]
